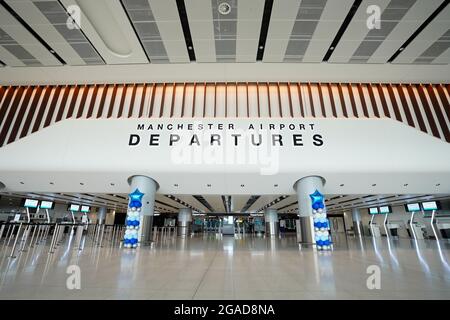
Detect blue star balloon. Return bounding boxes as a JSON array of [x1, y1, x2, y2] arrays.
[[128, 188, 144, 208], [309, 189, 324, 209]]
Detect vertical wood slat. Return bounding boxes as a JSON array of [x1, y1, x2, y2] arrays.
[[405, 85, 427, 133], [106, 84, 118, 118], [395, 84, 414, 127], [224, 83, 227, 118], [416, 84, 440, 139], [347, 84, 358, 117], [287, 83, 293, 118], [44, 85, 62, 127], [146, 84, 154, 117], [267, 83, 272, 118], [170, 83, 176, 118], [386, 84, 402, 121], [192, 83, 197, 118], [327, 83, 337, 117], [356, 84, 369, 117], [366, 84, 380, 118], [117, 84, 128, 118], [66, 85, 81, 118], [337, 84, 348, 118], [256, 83, 261, 118], [203, 82, 207, 118], [76, 85, 90, 118], [276, 83, 283, 117], [0, 86, 25, 146], [0, 86, 15, 127], [7, 86, 33, 144], [246, 83, 249, 118], [55, 85, 70, 122], [436, 84, 450, 122], [20, 86, 43, 138], [317, 83, 326, 117], [31, 86, 52, 133], [376, 84, 390, 117], [426, 84, 450, 142], [180, 83, 187, 118], [127, 84, 137, 118], [96, 85, 109, 118], [86, 85, 99, 118], [159, 83, 167, 118], [307, 83, 315, 117], [297, 83, 304, 117]]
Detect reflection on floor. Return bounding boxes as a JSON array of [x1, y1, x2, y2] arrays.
[[1, 230, 450, 300]]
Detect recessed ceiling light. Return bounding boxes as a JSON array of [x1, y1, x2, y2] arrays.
[[20, 182, 24, 184], [330, 46, 335, 50], [110, 183, 115, 186], [188, 46, 193, 50], [340, 184, 344, 187], [436, 183, 441, 186], [207, 184, 211, 187], [49, 182, 54, 185], [404, 183, 408, 187], [372, 184, 377, 186], [399, 48, 404, 51], [274, 184, 278, 187], [80, 182, 84, 185], [240, 184, 245, 187], [218, 2, 231, 15], [259, 45, 264, 50]]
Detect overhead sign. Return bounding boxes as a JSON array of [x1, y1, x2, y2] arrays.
[[422, 201, 439, 211], [405, 203, 420, 212], [24, 199, 39, 208]]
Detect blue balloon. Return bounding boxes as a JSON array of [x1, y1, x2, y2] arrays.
[[312, 203, 320, 210], [319, 202, 324, 209], [124, 239, 129, 244]]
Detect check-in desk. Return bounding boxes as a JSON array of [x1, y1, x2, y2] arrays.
[[408, 222, 426, 239], [437, 223, 450, 239], [386, 223, 400, 237]]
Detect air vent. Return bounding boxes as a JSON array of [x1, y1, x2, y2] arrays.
[[212, 0, 237, 62]]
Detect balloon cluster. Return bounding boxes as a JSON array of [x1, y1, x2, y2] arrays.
[[310, 190, 332, 251], [124, 189, 144, 249]]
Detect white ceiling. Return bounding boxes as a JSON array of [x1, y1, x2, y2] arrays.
[[0, 0, 449, 84]]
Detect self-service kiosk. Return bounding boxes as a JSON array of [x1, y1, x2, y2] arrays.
[[422, 201, 447, 240], [368, 207, 381, 237], [405, 203, 426, 240]]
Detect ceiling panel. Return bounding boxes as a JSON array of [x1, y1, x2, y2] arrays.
[[148, 0, 190, 63], [368, 0, 443, 63], [394, 5, 450, 64], [59, 0, 148, 64], [329, 0, 391, 63], [262, 0, 300, 62], [302, 0, 354, 63], [0, 4, 62, 66], [230, 195, 251, 212], [236, 0, 264, 62], [202, 195, 226, 212], [184, 0, 216, 62]]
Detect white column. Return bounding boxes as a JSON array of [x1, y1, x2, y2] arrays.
[[352, 208, 363, 236], [126, 175, 158, 247], [177, 208, 192, 238], [293, 176, 325, 245], [264, 208, 279, 237], [97, 207, 106, 225]]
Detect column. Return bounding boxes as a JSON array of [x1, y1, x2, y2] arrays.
[[294, 176, 331, 250], [177, 208, 192, 238], [124, 175, 158, 248], [352, 208, 363, 236], [97, 207, 106, 225], [264, 208, 279, 237]]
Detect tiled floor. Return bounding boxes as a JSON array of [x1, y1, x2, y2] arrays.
[[1, 231, 450, 300]]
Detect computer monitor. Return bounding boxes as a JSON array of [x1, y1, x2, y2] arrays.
[[40, 201, 54, 210], [69, 204, 80, 212], [23, 198, 39, 208], [421, 201, 440, 211], [405, 203, 420, 212], [379, 206, 392, 214], [368, 207, 378, 215]]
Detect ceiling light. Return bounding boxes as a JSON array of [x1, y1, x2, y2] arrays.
[[110, 183, 115, 186], [259, 45, 264, 50], [340, 184, 344, 187], [274, 184, 278, 187], [372, 184, 376, 187], [49, 182, 54, 185], [240, 184, 245, 187], [20, 182, 24, 184], [218, 2, 231, 15], [80, 182, 84, 185], [404, 184, 408, 187], [436, 183, 441, 186]]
